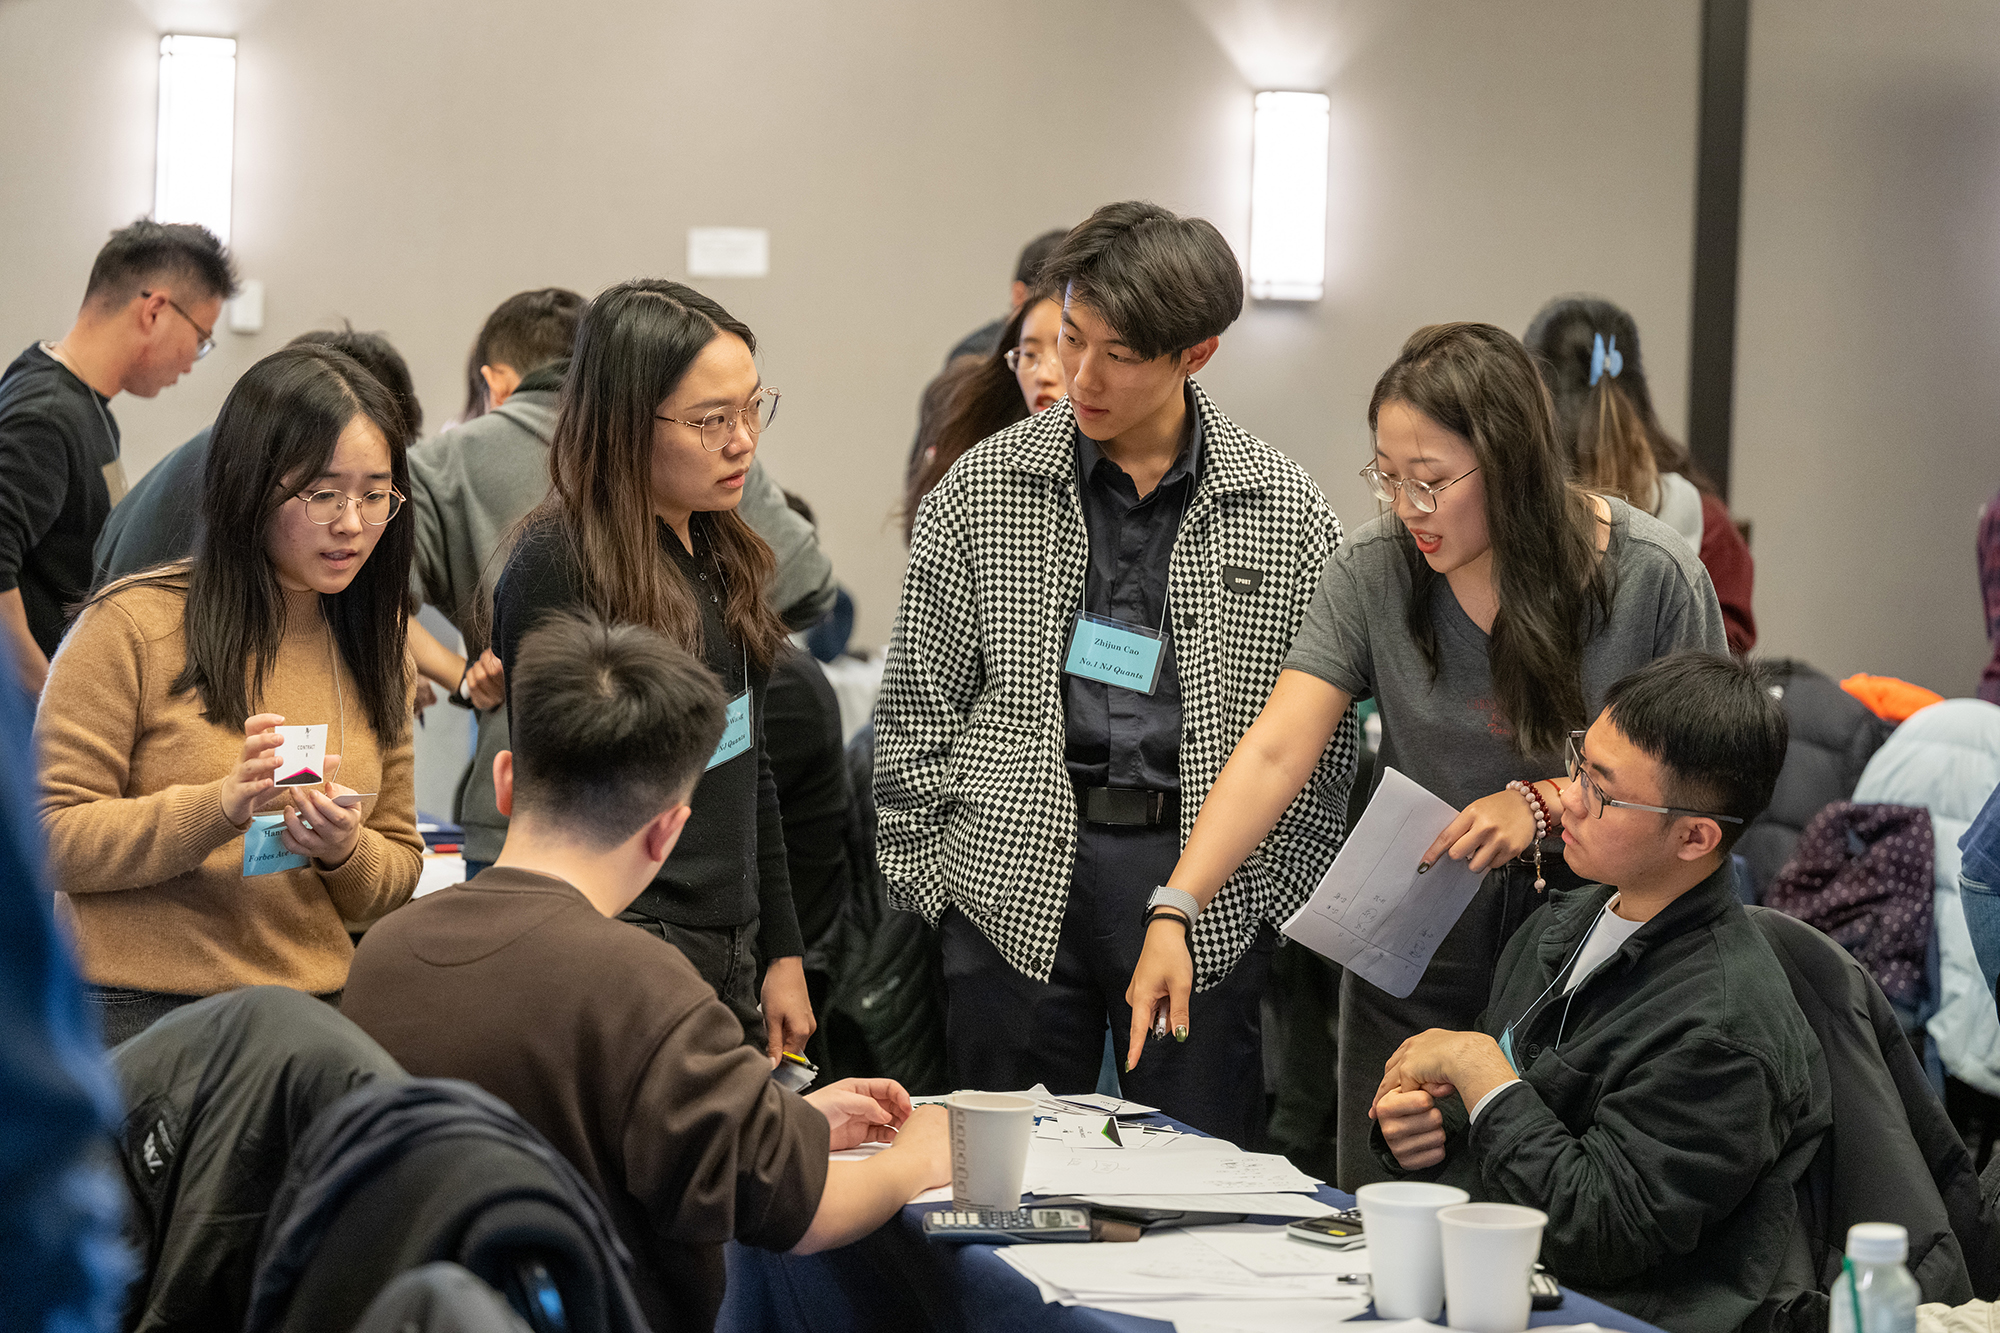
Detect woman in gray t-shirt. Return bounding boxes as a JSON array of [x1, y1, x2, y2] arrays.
[[1123, 323, 1725, 1189]]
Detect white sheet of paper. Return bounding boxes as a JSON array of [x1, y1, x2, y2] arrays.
[[1069, 1192, 1336, 1219], [998, 1230, 1363, 1301], [1024, 1145, 1320, 1196], [1279, 766, 1486, 999], [1092, 1297, 1369, 1331], [1189, 1223, 1370, 1276]]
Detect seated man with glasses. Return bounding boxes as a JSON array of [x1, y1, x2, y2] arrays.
[[1369, 651, 1830, 1333]]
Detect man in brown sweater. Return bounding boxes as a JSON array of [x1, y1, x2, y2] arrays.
[[341, 610, 948, 1332]]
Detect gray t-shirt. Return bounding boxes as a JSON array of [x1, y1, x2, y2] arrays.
[[1283, 498, 1728, 810]]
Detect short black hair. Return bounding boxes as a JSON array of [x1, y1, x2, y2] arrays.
[[1014, 229, 1069, 287], [1601, 652, 1788, 853], [509, 610, 729, 847], [1035, 202, 1243, 361], [288, 326, 423, 438], [476, 288, 586, 376], [84, 219, 237, 310]]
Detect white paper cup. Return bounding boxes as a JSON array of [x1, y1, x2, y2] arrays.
[[1439, 1202, 1548, 1333], [1355, 1180, 1471, 1319], [273, 725, 329, 786], [947, 1092, 1036, 1211]]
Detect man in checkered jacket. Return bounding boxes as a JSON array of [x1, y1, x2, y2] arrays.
[[873, 202, 1357, 1141]]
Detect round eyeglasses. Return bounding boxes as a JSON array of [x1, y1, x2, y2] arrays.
[[1359, 463, 1477, 514], [1004, 347, 1058, 375], [656, 387, 781, 453], [296, 488, 405, 526], [1565, 730, 1744, 825]]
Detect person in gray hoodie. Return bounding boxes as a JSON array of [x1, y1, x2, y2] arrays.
[[409, 288, 836, 874]]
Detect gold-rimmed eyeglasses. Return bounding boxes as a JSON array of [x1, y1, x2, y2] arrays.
[[296, 488, 406, 526], [1565, 730, 1744, 824], [656, 387, 781, 452], [1360, 463, 1477, 514], [142, 290, 216, 360], [1005, 347, 1058, 375]]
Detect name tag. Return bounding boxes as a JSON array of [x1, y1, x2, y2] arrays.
[[1063, 613, 1165, 696], [705, 690, 752, 771], [243, 813, 309, 877]]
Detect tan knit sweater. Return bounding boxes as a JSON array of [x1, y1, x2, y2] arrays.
[[36, 578, 424, 995]]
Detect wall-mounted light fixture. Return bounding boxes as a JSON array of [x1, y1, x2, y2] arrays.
[[155, 35, 237, 245], [1248, 90, 1329, 302]]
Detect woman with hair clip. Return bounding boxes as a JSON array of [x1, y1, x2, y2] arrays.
[[902, 291, 1064, 542], [1524, 296, 1757, 654], [38, 343, 425, 1046], [1123, 323, 1727, 1187], [492, 279, 815, 1063]]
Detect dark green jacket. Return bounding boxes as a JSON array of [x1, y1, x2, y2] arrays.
[[1385, 863, 1831, 1333]]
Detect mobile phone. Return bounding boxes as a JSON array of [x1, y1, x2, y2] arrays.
[[1286, 1210, 1366, 1249], [331, 792, 377, 809], [1531, 1263, 1563, 1309]]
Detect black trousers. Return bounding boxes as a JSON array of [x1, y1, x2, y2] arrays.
[[85, 984, 342, 1048], [1334, 856, 1582, 1189], [939, 820, 1275, 1144], [623, 913, 766, 1051]]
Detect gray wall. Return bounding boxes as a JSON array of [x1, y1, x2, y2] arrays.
[[1735, 0, 2000, 693], [0, 0, 1698, 665]]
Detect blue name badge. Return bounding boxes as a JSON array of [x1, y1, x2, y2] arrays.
[[243, 813, 309, 877], [705, 690, 752, 771], [1063, 613, 1166, 696]]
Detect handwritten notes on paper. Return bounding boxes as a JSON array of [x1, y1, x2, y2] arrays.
[[1280, 767, 1485, 998]]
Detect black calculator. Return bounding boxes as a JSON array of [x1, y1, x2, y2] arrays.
[[921, 1206, 1093, 1244]]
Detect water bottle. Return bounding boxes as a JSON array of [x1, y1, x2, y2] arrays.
[[1828, 1223, 1919, 1333]]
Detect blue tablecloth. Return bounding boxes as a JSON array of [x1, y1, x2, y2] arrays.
[[718, 1121, 1665, 1333]]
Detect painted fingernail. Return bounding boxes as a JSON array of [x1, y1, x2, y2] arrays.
[[1174, 1026, 1188, 1043], [1417, 862, 1432, 874], [1121, 1059, 1130, 1074]]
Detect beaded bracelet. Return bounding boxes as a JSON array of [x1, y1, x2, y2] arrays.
[[1506, 779, 1549, 891]]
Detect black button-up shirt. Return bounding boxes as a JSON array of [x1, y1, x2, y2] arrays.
[[1061, 392, 1203, 793]]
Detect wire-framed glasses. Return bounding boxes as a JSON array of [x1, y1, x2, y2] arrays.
[[1565, 730, 1744, 824], [297, 488, 405, 526], [1005, 347, 1058, 375], [1359, 463, 1477, 514], [141, 290, 216, 359], [656, 387, 781, 452]]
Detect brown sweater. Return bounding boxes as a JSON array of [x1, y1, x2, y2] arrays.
[[36, 579, 423, 996], [340, 867, 832, 1333]]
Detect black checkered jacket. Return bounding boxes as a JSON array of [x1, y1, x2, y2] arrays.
[[873, 381, 1358, 989]]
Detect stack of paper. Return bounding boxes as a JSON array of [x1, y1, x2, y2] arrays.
[[996, 1225, 1370, 1330]]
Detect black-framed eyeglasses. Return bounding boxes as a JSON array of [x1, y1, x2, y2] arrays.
[[296, 488, 405, 526], [655, 387, 781, 453], [1360, 463, 1477, 514], [142, 290, 216, 360], [1565, 730, 1744, 825], [1005, 347, 1058, 375]]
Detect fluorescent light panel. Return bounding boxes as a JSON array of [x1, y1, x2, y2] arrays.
[[1249, 90, 1329, 302], [155, 35, 236, 246]]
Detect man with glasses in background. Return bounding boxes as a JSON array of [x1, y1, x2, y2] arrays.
[[0, 220, 235, 696], [1370, 652, 1830, 1331], [874, 201, 1354, 1143]]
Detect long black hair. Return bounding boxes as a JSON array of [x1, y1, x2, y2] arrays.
[[1523, 296, 1709, 504], [1370, 323, 1612, 757], [525, 279, 787, 674], [902, 300, 1037, 543], [166, 344, 414, 741]]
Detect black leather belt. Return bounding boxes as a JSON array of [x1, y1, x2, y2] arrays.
[[1077, 786, 1179, 827]]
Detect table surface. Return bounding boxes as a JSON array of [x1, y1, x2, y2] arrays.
[[719, 1113, 1667, 1333]]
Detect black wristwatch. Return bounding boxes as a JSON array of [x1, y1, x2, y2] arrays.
[[445, 668, 474, 709]]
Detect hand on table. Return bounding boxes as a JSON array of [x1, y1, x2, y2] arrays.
[[1123, 913, 1193, 1073], [1420, 788, 1542, 875], [761, 955, 817, 1062], [806, 1077, 914, 1149], [881, 1103, 950, 1189], [278, 754, 365, 869]]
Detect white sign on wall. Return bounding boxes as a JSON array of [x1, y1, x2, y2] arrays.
[[687, 227, 770, 278]]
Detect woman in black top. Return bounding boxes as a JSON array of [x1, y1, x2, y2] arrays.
[[493, 279, 811, 1060]]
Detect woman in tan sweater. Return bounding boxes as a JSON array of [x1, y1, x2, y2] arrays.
[[38, 343, 424, 1044]]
